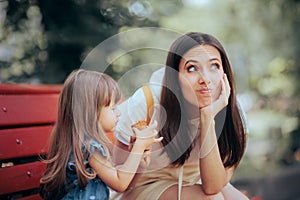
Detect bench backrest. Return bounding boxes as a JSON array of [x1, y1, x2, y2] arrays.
[[0, 84, 62, 200], [0, 83, 116, 199]]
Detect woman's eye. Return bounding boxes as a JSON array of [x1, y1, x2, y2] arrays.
[[187, 65, 197, 72], [211, 63, 220, 70]]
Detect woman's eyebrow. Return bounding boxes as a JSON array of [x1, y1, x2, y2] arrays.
[[209, 58, 221, 62], [184, 59, 199, 66], [184, 57, 221, 66]]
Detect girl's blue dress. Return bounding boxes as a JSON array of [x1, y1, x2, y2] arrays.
[[61, 140, 109, 200]]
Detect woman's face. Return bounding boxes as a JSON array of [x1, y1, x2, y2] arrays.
[[178, 45, 224, 108], [99, 99, 121, 132]]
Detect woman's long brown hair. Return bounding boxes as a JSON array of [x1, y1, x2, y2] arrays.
[[159, 32, 246, 167], [40, 69, 120, 196]]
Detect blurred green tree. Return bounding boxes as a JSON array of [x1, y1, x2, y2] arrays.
[[1, 0, 183, 83], [0, 0, 299, 180]]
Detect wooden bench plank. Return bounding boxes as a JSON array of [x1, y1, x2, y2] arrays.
[[0, 161, 46, 195], [0, 84, 62, 95], [18, 194, 43, 200], [0, 94, 59, 127], [0, 126, 52, 160]]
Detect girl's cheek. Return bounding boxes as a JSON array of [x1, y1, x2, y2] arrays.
[[114, 109, 121, 121]]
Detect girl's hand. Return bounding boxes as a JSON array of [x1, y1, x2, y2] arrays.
[[132, 120, 163, 150], [201, 74, 230, 120]]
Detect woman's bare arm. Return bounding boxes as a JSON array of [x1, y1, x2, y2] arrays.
[[198, 74, 231, 194], [199, 120, 227, 195]]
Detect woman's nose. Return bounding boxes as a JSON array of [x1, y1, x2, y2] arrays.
[[197, 70, 211, 85]]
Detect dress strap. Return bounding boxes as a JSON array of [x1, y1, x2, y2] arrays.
[[178, 166, 184, 200]]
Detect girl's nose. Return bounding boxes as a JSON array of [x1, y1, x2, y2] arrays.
[[114, 108, 121, 117]]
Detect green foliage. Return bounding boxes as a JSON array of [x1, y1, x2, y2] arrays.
[[0, 0, 162, 83], [0, 0, 300, 179]]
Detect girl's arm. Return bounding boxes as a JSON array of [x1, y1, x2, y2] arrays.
[[89, 141, 145, 192], [112, 140, 149, 190], [90, 123, 162, 192]]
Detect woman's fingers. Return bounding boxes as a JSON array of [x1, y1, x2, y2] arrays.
[[223, 74, 231, 99], [220, 74, 230, 105], [213, 73, 230, 113]]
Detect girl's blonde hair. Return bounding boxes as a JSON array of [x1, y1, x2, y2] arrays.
[[40, 69, 121, 194]]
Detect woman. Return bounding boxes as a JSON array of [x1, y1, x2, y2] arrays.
[[113, 32, 249, 200]]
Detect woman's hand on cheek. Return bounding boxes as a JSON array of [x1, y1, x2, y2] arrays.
[[218, 73, 231, 109], [201, 74, 230, 120]]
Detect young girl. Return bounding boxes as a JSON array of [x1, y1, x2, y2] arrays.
[[40, 69, 162, 200]]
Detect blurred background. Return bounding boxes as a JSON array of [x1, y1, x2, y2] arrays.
[[0, 0, 299, 199]]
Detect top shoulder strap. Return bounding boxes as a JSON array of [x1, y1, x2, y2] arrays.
[[142, 84, 154, 125]]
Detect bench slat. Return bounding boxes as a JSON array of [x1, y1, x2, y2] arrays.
[[0, 161, 46, 195], [18, 194, 43, 200], [0, 83, 62, 95], [0, 126, 52, 160], [0, 94, 59, 127]]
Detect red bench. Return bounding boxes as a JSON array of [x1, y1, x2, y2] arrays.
[[0, 83, 117, 199], [0, 84, 62, 200]]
